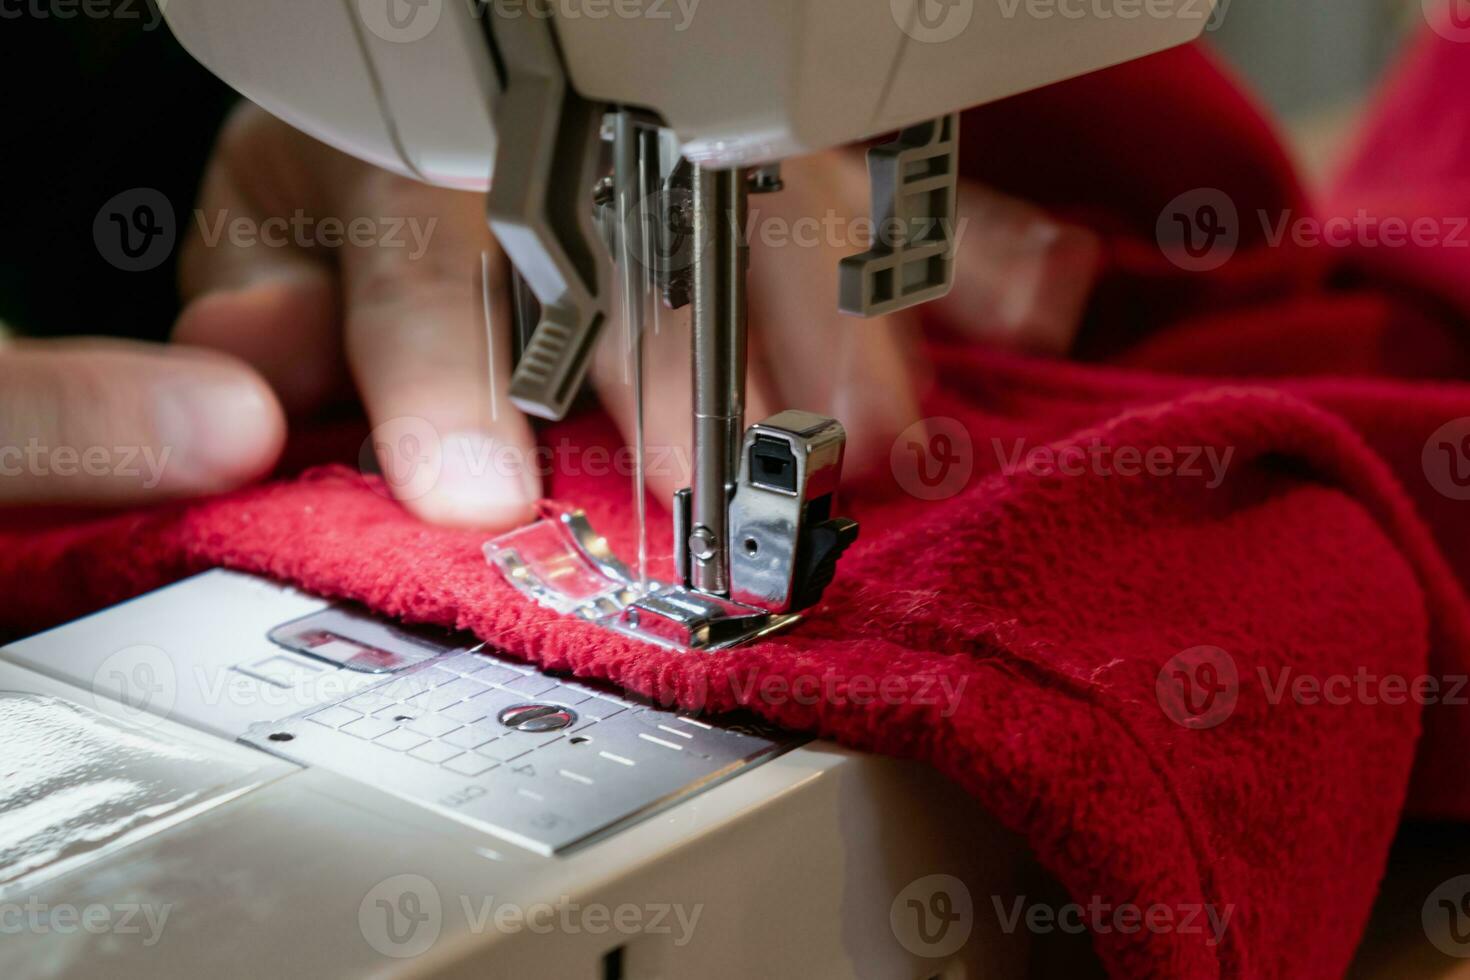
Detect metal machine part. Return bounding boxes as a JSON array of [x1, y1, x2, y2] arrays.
[[0, 571, 1041, 979], [0, 570, 801, 861], [473, 16, 866, 638], [485, 103, 865, 650], [242, 645, 800, 856], [159, 0, 1212, 187], [728, 412, 860, 613], [483, 3, 611, 421], [158, 0, 1209, 654], [686, 165, 749, 596], [484, 509, 801, 652], [269, 605, 461, 674], [840, 113, 962, 317]]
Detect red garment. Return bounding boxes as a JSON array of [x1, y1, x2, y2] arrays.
[[5, 37, 1470, 980]]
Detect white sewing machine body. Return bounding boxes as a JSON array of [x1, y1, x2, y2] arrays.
[[160, 0, 1214, 189], [158, 0, 1217, 656], [0, 570, 1037, 978], [4, 6, 1217, 976]]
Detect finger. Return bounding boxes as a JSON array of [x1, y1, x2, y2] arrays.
[[0, 339, 285, 505], [174, 274, 346, 417], [746, 150, 925, 479], [933, 180, 1102, 355], [338, 170, 538, 529], [174, 104, 350, 416]]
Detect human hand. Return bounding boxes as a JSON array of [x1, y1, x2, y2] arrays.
[[172, 104, 1100, 525], [0, 333, 283, 506]]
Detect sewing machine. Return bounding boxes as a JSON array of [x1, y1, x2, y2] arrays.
[[0, 2, 1213, 977], [160, 0, 1211, 650]]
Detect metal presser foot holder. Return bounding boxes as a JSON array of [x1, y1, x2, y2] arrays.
[[485, 507, 806, 653], [484, 402, 860, 651], [479, 73, 956, 649]]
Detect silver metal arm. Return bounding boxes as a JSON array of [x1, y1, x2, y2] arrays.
[[687, 166, 750, 596]]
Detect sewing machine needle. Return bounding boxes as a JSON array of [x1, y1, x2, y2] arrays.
[[481, 250, 499, 424], [614, 112, 654, 592]]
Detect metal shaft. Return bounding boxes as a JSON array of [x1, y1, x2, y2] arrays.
[[689, 165, 749, 595], [612, 112, 661, 591]]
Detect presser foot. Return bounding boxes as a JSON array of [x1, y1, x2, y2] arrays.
[[484, 509, 801, 653]]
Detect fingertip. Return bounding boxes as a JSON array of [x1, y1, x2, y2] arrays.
[[0, 340, 287, 505], [151, 349, 289, 494], [398, 430, 541, 531]]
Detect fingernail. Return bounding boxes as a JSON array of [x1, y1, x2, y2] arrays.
[[152, 376, 282, 491], [417, 430, 540, 529]]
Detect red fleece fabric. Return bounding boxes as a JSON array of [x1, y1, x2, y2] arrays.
[[5, 38, 1470, 979]]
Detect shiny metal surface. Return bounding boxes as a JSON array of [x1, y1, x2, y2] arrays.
[[619, 587, 800, 651], [242, 648, 800, 855], [688, 165, 749, 595], [485, 509, 803, 652], [611, 111, 663, 590], [729, 412, 850, 613]]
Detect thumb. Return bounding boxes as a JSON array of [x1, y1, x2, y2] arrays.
[[0, 339, 286, 506]]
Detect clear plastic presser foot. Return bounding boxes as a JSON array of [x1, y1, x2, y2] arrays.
[[484, 509, 801, 653]]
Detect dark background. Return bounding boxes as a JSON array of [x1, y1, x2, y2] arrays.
[[0, 0, 235, 341], [0, 0, 1415, 342]]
